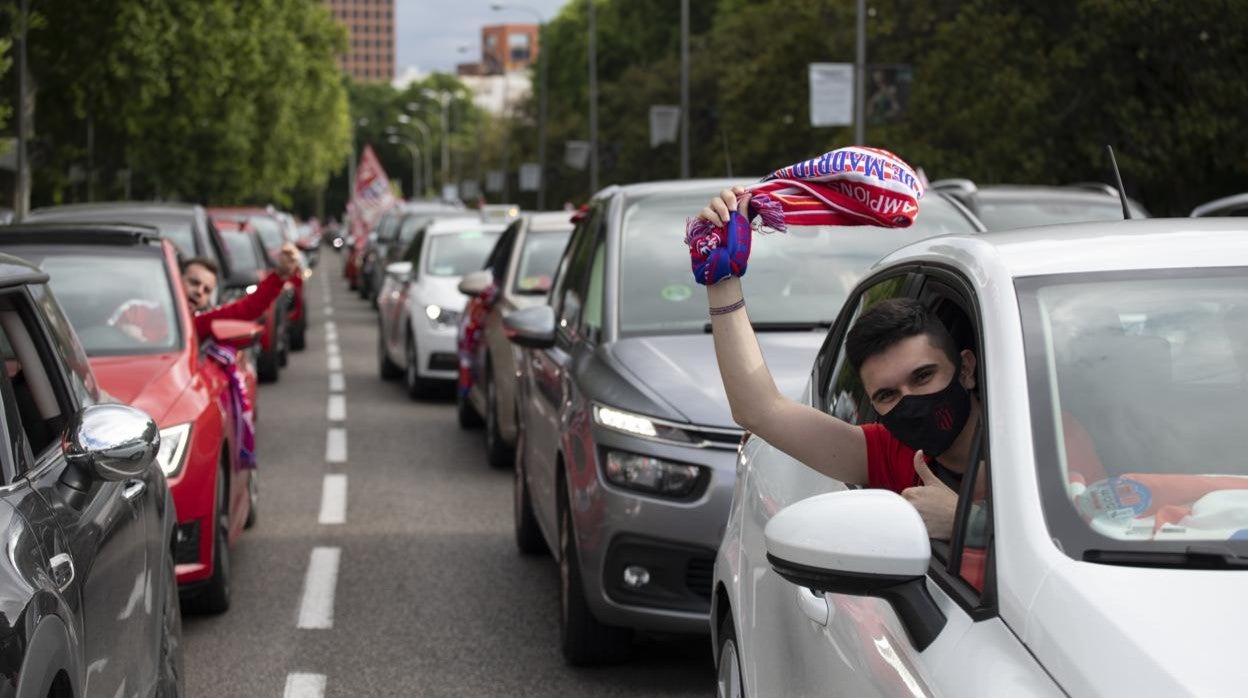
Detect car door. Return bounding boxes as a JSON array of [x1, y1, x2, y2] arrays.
[[525, 204, 602, 540], [0, 287, 156, 696], [475, 220, 519, 393]]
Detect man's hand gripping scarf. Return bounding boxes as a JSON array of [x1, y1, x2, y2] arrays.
[[684, 146, 926, 286]]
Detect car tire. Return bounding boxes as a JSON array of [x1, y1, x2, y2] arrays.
[[457, 390, 484, 429], [404, 333, 431, 400], [513, 429, 547, 556], [186, 467, 231, 614], [289, 319, 306, 352], [256, 346, 279, 383], [379, 327, 403, 380], [559, 487, 632, 665], [244, 472, 258, 530], [484, 371, 512, 469], [156, 544, 185, 698], [717, 614, 744, 698]]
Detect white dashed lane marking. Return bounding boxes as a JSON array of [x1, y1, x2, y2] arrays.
[[327, 355, 343, 372], [329, 373, 344, 393], [296, 547, 340, 629], [325, 428, 347, 463], [283, 673, 327, 698], [327, 395, 346, 422], [318, 474, 347, 525]]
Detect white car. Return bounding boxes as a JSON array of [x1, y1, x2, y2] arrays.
[[713, 219, 1248, 697], [377, 216, 506, 397]]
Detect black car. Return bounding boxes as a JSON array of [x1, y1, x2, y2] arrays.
[[361, 202, 464, 306], [25, 202, 230, 276], [0, 253, 181, 695]]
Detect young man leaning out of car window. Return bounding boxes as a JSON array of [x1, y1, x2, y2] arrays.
[[684, 147, 977, 540], [182, 242, 302, 341]]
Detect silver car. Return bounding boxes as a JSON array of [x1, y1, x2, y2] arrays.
[[457, 212, 574, 467], [377, 216, 506, 397], [503, 180, 983, 665]]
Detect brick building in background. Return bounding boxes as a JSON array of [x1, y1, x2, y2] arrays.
[[324, 0, 395, 82], [459, 24, 539, 76]]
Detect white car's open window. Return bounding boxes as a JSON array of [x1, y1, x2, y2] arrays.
[[1020, 270, 1248, 563]]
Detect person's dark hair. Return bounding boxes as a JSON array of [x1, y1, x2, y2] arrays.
[[846, 298, 959, 371], [181, 256, 219, 278]]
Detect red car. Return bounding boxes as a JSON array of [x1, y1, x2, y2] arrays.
[[0, 223, 258, 614], [214, 216, 291, 383], [211, 207, 308, 351]]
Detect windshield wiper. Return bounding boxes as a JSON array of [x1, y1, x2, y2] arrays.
[[1083, 545, 1248, 569], [703, 321, 832, 333]]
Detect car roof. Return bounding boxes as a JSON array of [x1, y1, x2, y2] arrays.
[[607, 178, 755, 199], [425, 216, 508, 235], [1190, 192, 1248, 218], [879, 218, 1248, 279], [0, 221, 164, 246], [972, 184, 1129, 204], [524, 211, 576, 232], [0, 251, 49, 289], [28, 201, 200, 219]]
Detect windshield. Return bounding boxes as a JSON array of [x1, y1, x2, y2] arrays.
[[425, 229, 502, 277], [513, 230, 571, 295], [221, 230, 261, 276], [249, 216, 285, 253], [1019, 270, 1248, 559], [10, 246, 181, 356], [619, 191, 977, 336], [978, 198, 1148, 231]]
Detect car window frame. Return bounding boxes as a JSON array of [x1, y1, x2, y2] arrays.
[[913, 265, 997, 620], [0, 287, 80, 472]]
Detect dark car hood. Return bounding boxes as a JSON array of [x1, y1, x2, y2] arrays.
[[603, 333, 825, 429]]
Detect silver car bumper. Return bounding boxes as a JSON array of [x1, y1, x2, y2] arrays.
[[573, 426, 737, 635]]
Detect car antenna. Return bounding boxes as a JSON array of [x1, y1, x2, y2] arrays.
[[1105, 144, 1131, 220]]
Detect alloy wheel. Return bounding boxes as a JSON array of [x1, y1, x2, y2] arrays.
[[717, 638, 743, 698]]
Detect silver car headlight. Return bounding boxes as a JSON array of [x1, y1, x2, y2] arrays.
[[425, 304, 461, 329], [592, 404, 694, 444], [155, 423, 192, 477], [604, 451, 703, 498]]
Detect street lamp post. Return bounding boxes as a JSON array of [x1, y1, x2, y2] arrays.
[[421, 89, 452, 198], [491, 2, 548, 209], [387, 134, 422, 198], [14, 0, 30, 220], [399, 109, 434, 199], [680, 0, 689, 179], [587, 0, 599, 195]]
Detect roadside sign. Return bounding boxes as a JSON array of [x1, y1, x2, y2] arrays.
[[649, 105, 680, 148], [519, 163, 541, 192], [808, 63, 854, 127]]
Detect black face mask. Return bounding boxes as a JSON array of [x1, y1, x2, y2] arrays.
[[877, 367, 972, 457]]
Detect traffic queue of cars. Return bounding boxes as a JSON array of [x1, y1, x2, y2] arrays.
[[350, 177, 1246, 696], [0, 203, 320, 695]]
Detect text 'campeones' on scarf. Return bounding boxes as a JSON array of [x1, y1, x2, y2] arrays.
[[684, 146, 926, 286]]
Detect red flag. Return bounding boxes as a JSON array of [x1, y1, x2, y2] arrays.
[[352, 144, 398, 228]]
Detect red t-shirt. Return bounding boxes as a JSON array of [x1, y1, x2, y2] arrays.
[[861, 413, 1105, 493], [192, 273, 301, 340]]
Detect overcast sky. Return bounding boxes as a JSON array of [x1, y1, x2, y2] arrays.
[[395, 0, 570, 74]]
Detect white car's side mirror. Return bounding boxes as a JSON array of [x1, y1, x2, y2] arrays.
[[764, 489, 946, 650], [385, 261, 413, 283], [458, 269, 493, 297]]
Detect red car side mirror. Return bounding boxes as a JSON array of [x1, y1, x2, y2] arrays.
[[210, 320, 262, 350]]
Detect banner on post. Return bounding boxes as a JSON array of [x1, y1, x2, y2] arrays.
[[649, 105, 680, 148], [565, 141, 590, 171], [808, 63, 854, 127], [486, 170, 505, 193], [518, 163, 541, 192]]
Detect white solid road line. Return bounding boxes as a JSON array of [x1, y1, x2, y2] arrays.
[[283, 673, 327, 698], [296, 547, 341, 629], [318, 474, 347, 525], [327, 395, 346, 421], [329, 372, 345, 393], [327, 355, 343, 372], [325, 428, 347, 463]]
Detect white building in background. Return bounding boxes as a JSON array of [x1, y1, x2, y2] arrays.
[[459, 72, 531, 117]]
